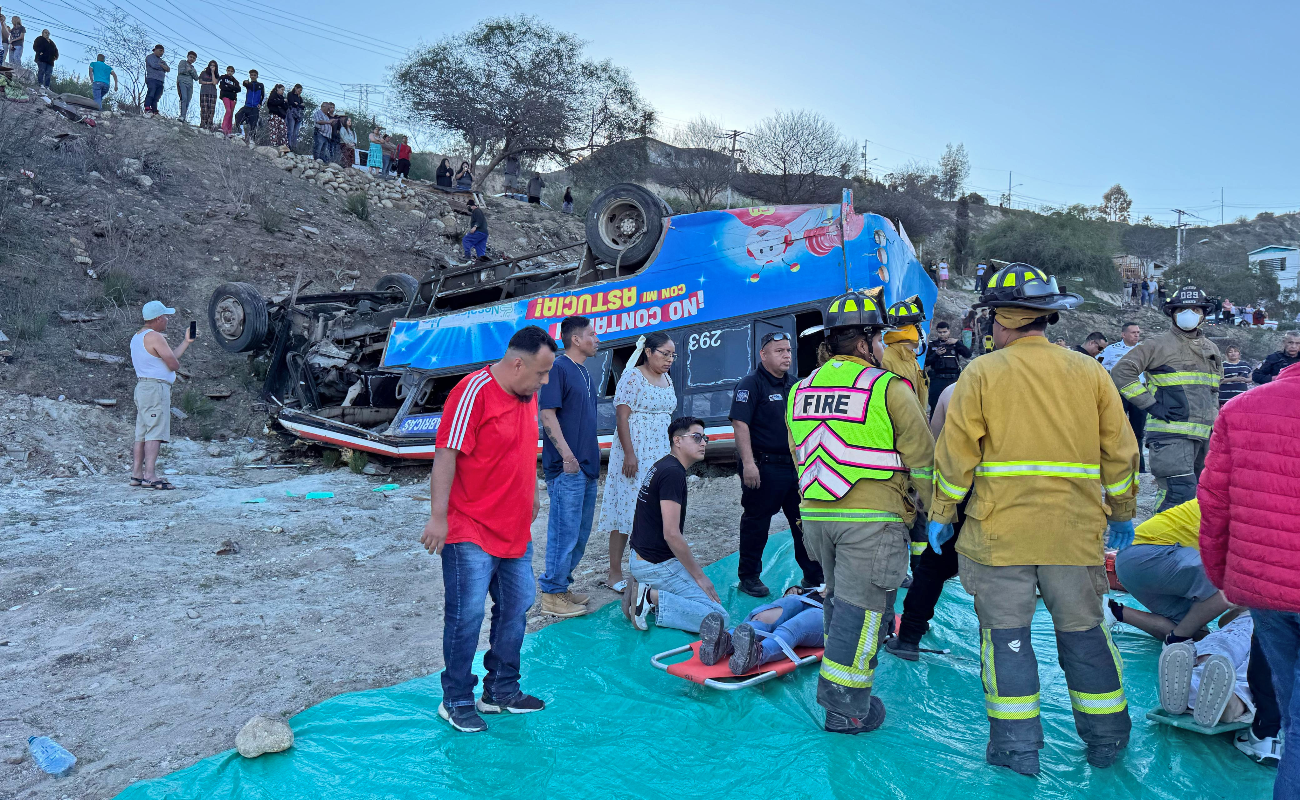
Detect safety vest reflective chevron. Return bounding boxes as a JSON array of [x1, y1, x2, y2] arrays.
[[787, 359, 905, 501]]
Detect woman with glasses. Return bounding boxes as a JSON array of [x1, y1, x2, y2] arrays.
[[598, 331, 678, 592]]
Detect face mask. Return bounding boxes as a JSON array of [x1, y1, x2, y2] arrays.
[[1174, 309, 1203, 331]]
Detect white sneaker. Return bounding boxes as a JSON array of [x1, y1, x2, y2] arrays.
[[1235, 729, 1282, 764], [1103, 601, 1117, 632]]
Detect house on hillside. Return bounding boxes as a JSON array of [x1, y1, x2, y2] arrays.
[[1112, 254, 1169, 282], [1248, 245, 1300, 292]]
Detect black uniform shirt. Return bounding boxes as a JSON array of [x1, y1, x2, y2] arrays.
[[728, 364, 795, 455]]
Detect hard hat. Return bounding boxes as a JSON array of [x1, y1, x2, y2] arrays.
[[886, 295, 926, 328], [825, 290, 887, 332], [975, 262, 1082, 312], [1162, 284, 1215, 318]]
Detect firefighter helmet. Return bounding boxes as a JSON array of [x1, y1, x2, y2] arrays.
[[825, 290, 887, 331], [975, 262, 1082, 312], [886, 295, 926, 328], [1162, 284, 1215, 317]]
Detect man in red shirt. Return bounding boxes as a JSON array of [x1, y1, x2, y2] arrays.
[[422, 326, 557, 733]]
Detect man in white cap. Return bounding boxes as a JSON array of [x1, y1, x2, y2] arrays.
[[130, 301, 194, 489]]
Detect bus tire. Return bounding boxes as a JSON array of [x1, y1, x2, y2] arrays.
[[586, 183, 664, 269]]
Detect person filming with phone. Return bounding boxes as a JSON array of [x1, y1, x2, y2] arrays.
[[129, 301, 195, 490]]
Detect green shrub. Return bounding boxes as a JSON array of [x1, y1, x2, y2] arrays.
[[976, 211, 1120, 288], [260, 205, 285, 233], [345, 192, 369, 221], [347, 449, 369, 473], [8, 308, 49, 340], [179, 389, 218, 440], [321, 449, 342, 468], [102, 272, 136, 305]]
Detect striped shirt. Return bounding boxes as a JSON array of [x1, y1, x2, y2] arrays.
[[435, 367, 539, 558], [1220, 361, 1252, 404]]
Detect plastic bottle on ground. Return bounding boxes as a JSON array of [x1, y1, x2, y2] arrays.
[[27, 736, 76, 777]]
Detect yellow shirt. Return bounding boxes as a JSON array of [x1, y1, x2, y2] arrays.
[[1133, 499, 1201, 549]]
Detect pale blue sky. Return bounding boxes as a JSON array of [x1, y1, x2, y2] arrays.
[[15, 0, 1296, 225]]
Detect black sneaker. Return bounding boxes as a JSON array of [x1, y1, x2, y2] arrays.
[[1086, 741, 1125, 768], [824, 696, 886, 734], [476, 692, 545, 715], [986, 743, 1040, 776], [883, 636, 920, 662], [739, 576, 770, 598], [438, 702, 488, 732], [900, 574, 914, 589], [698, 612, 733, 666], [728, 623, 765, 674]]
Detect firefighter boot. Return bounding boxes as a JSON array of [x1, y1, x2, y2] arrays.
[[818, 596, 884, 723], [981, 627, 1044, 773], [1055, 626, 1131, 768]]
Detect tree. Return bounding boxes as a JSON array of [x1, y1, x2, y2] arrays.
[[661, 116, 734, 209], [1121, 222, 1175, 265], [977, 211, 1119, 287], [747, 109, 857, 204], [1099, 184, 1133, 223], [952, 194, 971, 274], [390, 15, 650, 188], [1162, 259, 1280, 305], [937, 143, 970, 201], [85, 6, 153, 109]]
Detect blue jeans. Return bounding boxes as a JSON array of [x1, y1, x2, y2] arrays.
[[628, 551, 728, 633], [144, 78, 164, 112], [8, 43, 21, 67], [740, 595, 824, 664], [440, 541, 536, 707], [313, 131, 331, 162], [1253, 609, 1300, 800], [539, 471, 597, 594], [463, 230, 488, 258], [177, 81, 193, 121], [36, 61, 53, 89], [286, 108, 303, 146], [93, 81, 110, 108]]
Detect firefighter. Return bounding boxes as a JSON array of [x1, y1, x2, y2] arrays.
[[931, 263, 1139, 775], [882, 296, 930, 413], [787, 290, 934, 735], [1110, 285, 1222, 513]]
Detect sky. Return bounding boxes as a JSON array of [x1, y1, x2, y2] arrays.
[[13, 0, 1298, 226]]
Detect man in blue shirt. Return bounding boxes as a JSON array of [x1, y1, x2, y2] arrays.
[[235, 69, 265, 142], [538, 315, 601, 617]]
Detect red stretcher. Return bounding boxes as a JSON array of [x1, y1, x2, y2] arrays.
[[650, 640, 824, 691]]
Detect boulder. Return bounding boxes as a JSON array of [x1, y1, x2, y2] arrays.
[[136, 175, 154, 190], [235, 715, 294, 758], [255, 146, 280, 159]]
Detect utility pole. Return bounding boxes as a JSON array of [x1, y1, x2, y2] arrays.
[[1221, 187, 1224, 225], [719, 129, 748, 209], [1173, 209, 1188, 264]]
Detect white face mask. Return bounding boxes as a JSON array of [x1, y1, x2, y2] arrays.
[[1174, 309, 1203, 331]]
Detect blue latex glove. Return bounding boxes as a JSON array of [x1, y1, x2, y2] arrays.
[[1106, 520, 1136, 551], [928, 521, 955, 554]]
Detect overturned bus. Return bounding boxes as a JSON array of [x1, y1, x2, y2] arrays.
[[212, 182, 936, 459]]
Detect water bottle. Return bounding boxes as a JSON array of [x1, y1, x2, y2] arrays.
[[27, 736, 76, 777]]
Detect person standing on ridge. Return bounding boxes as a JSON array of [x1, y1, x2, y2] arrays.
[[1111, 285, 1221, 512], [931, 262, 1138, 776], [786, 291, 934, 735]]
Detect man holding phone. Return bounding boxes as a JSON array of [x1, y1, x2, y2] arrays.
[[129, 301, 195, 490]]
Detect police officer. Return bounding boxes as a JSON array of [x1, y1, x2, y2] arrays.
[[730, 330, 824, 597], [787, 290, 934, 735], [931, 263, 1138, 775], [925, 319, 970, 411], [1111, 285, 1221, 513]]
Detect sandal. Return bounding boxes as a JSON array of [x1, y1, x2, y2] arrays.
[[147, 478, 176, 490], [129, 476, 145, 487]]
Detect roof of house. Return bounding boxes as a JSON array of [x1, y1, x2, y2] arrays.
[[1248, 245, 1300, 256]]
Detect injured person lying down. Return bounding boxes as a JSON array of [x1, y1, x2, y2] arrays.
[[1159, 610, 1256, 729], [697, 586, 824, 675]]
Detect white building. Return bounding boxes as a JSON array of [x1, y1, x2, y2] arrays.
[[1248, 245, 1300, 293]]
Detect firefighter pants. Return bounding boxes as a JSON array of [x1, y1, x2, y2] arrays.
[[958, 556, 1131, 754], [803, 515, 910, 718], [1148, 437, 1208, 513]]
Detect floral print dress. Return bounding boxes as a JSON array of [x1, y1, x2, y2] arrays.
[[597, 368, 678, 533]]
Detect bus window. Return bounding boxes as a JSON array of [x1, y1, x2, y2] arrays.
[[603, 345, 636, 397], [795, 309, 824, 379], [684, 324, 752, 388]]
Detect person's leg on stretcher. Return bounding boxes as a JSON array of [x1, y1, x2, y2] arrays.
[[697, 586, 824, 674], [1159, 610, 1256, 728]]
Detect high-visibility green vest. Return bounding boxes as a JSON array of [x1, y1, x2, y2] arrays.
[[786, 358, 905, 501]]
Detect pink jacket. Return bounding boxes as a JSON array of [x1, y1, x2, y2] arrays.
[[1200, 361, 1300, 610]]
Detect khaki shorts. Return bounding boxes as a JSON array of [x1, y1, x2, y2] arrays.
[[134, 379, 172, 442]]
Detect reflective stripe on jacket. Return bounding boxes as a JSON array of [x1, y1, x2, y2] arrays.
[[1111, 326, 1221, 441], [931, 336, 1139, 567]]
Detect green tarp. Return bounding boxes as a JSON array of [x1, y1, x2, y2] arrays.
[[117, 538, 1274, 799]]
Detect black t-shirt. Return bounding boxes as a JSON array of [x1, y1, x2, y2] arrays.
[[218, 74, 240, 100], [630, 455, 688, 564], [728, 365, 795, 456], [469, 207, 488, 235]]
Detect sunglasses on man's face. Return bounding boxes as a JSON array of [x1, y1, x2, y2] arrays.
[[761, 332, 791, 345], [681, 432, 709, 444]]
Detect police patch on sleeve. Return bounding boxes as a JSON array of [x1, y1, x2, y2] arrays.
[[735, 389, 750, 402]]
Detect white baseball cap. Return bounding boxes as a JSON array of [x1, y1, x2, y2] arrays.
[[142, 300, 176, 321]]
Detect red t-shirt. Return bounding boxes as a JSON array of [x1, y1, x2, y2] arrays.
[[436, 367, 537, 558], [396, 143, 412, 160]]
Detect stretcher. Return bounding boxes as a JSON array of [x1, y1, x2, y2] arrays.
[[1145, 708, 1251, 735], [651, 640, 824, 691]]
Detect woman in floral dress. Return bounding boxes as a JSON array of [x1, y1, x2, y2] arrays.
[[598, 332, 678, 590]]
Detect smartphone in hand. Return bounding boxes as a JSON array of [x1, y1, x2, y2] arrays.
[[188, 320, 198, 340]]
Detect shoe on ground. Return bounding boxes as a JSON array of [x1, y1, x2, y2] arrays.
[[728, 623, 765, 674], [900, 574, 913, 589], [1235, 729, 1283, 764], [698, 611, 733, 666], [1086, 741, 1125, 769], [738, 576, 770, 598], [564, 590, 589, 605], [986, 743, 1040, 775], [626, 579, 651, 631], [1158, 640, 1197, 715], [438, 702, 487, 733], [1103, 600, 1118, 632], [540, 592, 587, 618], [824, 696, 886, 734], [477, 692, 545, 715], [883, 636, 920, 662]]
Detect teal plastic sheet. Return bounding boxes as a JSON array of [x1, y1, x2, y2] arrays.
[[117, 538, 1274, 799]]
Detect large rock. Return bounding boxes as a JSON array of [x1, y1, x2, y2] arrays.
[[235, 715, 294, 758], [255, 146, 280, 159]]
